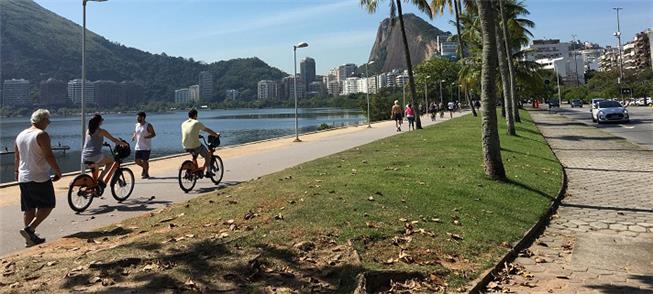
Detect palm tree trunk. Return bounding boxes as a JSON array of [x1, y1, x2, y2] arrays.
[[396, 0, 422, 129], [454, 0, 477, 117], [495, 22, 516, 135], [476, 0, 506, 180], [498, 0, 521, 123]]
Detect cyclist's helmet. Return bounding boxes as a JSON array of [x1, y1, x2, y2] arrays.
[[208, 135, 220, 149], [114, 140, 131, 160]]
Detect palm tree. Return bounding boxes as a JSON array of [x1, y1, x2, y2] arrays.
[[432, 0, 477, 116], [495, 18, 516, 135], [361, 0, 433, 129], [475, 0, 506, 180]]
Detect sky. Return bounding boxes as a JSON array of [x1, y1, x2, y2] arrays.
[[35, 0, 653, 75]]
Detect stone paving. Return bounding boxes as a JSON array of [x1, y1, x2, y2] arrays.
[[487, 110, 653, 294]]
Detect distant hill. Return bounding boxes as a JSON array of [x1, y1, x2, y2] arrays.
[[0, 0, 287, 101], [368, 13, 451, 73]]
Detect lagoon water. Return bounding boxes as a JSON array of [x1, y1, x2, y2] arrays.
[[0, 108, 363, 183]]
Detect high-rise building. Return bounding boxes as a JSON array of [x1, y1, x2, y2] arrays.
[[580, 48, 604, 71], [189, 85, 200, 102], [307, 81, 326, 98], [257, 80, 278, 100], [623, 29, 652, 71], [39, 78, 67, 106], [300, 57, 316, 86], [327, 80, 341, 97], [599, 47, 620, 72], [119, 81, 144, 105], [175, 88, 190, 104], [2, 79, 31, 106], [337, 64, 357, 81], [281, 76, 305, 99], [437, 35, 458, 60], [67, 79, 95, 105], [199, 71, 213, 101], [93, 80, 121, 107], [342, 77, 359, 95], [523, 39, 570, 61], [225, 89, 239, 100]]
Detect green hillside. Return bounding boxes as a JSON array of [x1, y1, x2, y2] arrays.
[[0, 0, 287, 101]]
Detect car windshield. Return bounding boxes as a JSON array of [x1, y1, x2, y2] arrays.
[[598, 101, 622, 108]]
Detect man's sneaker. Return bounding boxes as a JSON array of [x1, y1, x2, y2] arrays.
[[19, 227, 45, 247]]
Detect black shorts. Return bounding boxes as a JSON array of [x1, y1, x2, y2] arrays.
[[407, 116, 415, 123], [135, 150, 151, 161], [19, 180, 56, 211], [393, 113, 403, 121]]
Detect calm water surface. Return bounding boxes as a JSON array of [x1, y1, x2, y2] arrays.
[[0, 108, 363, 183]]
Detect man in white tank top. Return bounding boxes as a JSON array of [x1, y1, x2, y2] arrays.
[[131, 112, 156, 179], [14, 109, 62, 247]]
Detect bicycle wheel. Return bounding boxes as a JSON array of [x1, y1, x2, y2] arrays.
[[178, 160, 197, 193], [209, 155, 224, 185], [67, 174, 96, 212], [111, 168, 135, 202]]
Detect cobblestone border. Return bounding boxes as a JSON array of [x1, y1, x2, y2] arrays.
[[466, 110, 568, 294]]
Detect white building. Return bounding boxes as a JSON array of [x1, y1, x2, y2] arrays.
[[523, 39, 570, 61], [535, 56, 585, 84], [356, 78, 369, 94], [337, 64, 357, 81], [2, 79, 31, 106], [580, 48, 604, 71], [67, 79, 95, 105], [257, 80, 278, 100], [175, 88, 190, 104], [189, 85, 200, 102], [437, 35, 458, 59], [342, 77, 359, 95], [327, 80, 341, 96]]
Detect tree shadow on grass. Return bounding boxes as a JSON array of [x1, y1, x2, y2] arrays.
[[60, 237, 363, 293], [503, 178, 555, 201], [584, 274, 653, 294], [501, 147, 557, 163]]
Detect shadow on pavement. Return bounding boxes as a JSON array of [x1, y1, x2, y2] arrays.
[[561, 203, 653, 214], [547, 134, 622, 142], [78, 199, 173, 215], [585, 274, 653, 294]]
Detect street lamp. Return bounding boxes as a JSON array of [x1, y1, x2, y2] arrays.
[[292, 42, 308, 142], [552, 57, 564, 106], [81, 0, 107, 172], [439, 80, 445, 104], [365, 60, 375, 128], [613, 7, 625, 103]]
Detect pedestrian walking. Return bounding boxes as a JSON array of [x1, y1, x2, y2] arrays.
[[474, 100, 481, 110], [429, 102, 437, 121], [391, 100, 403, 132], [439, 102, 445, 118], [447, 101, 455, 118], [405, 103, 415, 131], [132, 112, 156, 179], [15, 109, 62, 247]]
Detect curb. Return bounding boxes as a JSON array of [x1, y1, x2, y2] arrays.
[[466, 109, 569, 294]]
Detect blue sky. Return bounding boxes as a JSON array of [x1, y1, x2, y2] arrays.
[[36, 0, 652, 75]]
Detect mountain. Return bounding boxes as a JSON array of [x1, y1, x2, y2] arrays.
[[368, 13, 451, 73], [0, 0, 286, 101]]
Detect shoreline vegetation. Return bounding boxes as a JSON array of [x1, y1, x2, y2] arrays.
[[0, 110, 563, 293]]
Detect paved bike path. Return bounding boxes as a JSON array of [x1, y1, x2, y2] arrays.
[[0, 113, 465, 257]]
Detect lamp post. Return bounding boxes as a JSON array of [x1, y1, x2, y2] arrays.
[[552, 58, 563, 106], [571, 34, 580, 86], [613, 7, 625, 103], [81, 0, 107, 172], [292, 42, 308, 142], [439, 80, 445, 104], [365, 60, 375, 128]]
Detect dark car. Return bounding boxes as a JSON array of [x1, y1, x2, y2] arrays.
[[571, 99, 583, 108], [548, 99, 560, 108]]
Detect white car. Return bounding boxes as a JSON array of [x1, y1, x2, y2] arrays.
[[591, 100, 629, 124]]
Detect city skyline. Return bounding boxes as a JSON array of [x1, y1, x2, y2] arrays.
[[35, 0, 652, 75]]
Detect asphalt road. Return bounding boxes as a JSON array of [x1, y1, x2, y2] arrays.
[[0, 113, 465, 257], [551, 104, 653, 150]]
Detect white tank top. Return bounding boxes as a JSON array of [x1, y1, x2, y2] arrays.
[[134, 122, 152, 151], [15, 128, 50, 183]]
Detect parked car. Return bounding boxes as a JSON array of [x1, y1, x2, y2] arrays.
[[548, 99, 560, 108], [571, 99, 583, 108], [591, 100, 629, 124]]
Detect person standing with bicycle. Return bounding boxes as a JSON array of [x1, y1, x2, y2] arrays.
[[82, 114, 127, 187], [181, 109, 220, 177], [132, 112, 156, 179], [15, 109, 62, 247]]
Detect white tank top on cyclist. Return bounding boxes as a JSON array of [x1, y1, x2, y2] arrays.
[[15, 128, 50, 183], [134, 122, 152, 151]]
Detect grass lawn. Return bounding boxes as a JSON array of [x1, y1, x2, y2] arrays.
[[0, 110, 562, 293]]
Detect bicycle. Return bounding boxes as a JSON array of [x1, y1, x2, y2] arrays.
[[67, 140, 135, 212], [178, 135, 224, 193]]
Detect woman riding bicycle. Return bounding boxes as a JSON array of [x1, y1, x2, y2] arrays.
[[81, 114, 127, 186]]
